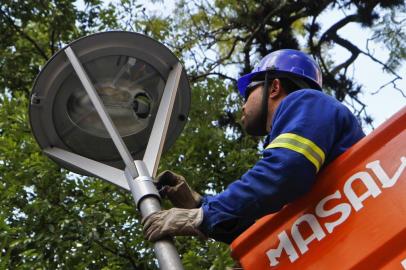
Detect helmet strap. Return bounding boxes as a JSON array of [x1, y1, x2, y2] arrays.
[[260, 71, 271, 135]]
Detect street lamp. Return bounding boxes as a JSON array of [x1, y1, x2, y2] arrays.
[[29, 31, 190, 270]]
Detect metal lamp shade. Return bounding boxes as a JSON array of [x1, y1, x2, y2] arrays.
[[29, 32, 190, 172]]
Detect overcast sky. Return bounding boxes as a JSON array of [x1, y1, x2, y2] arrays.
[[318, 8, 405, 133]]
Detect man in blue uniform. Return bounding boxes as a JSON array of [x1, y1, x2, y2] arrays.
[[142, 49, 365, 244]]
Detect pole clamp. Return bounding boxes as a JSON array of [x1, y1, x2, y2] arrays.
[[125, 161, 161, 208]]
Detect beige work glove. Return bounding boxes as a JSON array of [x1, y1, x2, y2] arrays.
[[142, 208, 206, 242], [155, 170, 202, 209]]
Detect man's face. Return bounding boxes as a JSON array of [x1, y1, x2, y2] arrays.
[[241, 84, 266, 136]]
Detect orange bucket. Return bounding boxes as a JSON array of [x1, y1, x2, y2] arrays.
[[231, 106, 406, 269]]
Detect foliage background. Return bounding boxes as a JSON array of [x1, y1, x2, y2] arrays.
[[0, 0, 405, 269]]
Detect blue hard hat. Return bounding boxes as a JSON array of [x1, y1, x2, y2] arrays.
[[237, 49, 323, 97]]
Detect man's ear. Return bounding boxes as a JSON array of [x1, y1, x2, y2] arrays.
[[268, 78, 283, 99]]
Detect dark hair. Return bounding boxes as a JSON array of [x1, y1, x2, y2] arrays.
[[279, 78, 302, 94], [251, 73, 308, 94]]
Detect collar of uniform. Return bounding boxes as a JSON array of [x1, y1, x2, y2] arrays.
[[263, 135, 272, 149]]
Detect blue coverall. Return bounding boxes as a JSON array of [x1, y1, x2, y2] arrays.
[[199, 89, 365, 243]]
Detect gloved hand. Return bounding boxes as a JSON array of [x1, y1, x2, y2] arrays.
[[155, 170, 202, 209], [142, 208, 206, 242]]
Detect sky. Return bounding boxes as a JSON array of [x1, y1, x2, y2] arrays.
[[317, 7, 405, 133]]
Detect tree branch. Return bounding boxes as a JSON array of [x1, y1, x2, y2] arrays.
[[93, 239, 141, 269], [0, 8, 49, 61], [190, 72, 237, 83], [330, 35, 361, 75], [371, 77, 406, 97], [318, 14, 359, 44]]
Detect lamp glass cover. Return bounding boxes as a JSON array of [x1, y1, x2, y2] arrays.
[[53, 55, 165, 161]]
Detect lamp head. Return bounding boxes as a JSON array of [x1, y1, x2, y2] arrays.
[[29, 32, 190, 172]]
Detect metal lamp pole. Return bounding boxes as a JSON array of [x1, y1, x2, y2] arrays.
[[65, 47, 184, 270]]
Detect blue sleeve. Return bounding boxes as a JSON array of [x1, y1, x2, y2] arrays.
[[199, 90, 362, 244], [200, 148, 316, 243]]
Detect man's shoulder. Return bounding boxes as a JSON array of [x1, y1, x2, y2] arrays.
[[274, 88, 356, 128], [282, 89, 347, 112], [285, 89, 337, 103]]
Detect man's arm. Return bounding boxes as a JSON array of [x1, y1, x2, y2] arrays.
[[142, 90, 364, 243], [199, 147, 318, 243]]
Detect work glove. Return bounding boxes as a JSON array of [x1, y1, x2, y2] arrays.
[[142, 208, 206, 242], [155, 170, 202, 209]]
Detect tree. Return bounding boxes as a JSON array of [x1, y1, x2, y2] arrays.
[[168, 0, 405, 129], [0, 0, 405, 269]]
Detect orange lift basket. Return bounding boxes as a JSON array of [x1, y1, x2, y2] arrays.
[[231, 106, 406, 270]]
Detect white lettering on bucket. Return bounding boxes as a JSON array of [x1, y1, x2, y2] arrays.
[[266, 156, 406, 267]]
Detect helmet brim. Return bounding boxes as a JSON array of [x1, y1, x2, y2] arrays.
[[237, 71, 262, 97], [237, 70, 322, 97]]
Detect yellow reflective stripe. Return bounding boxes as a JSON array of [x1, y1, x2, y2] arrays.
[[266, 133, 325, 172], [267, 142, 321, 171], [277, 133, 325, 161], [270, 137, 324, 166]]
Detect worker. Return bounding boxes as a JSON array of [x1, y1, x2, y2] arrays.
[[143, 49, 365, 244]]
